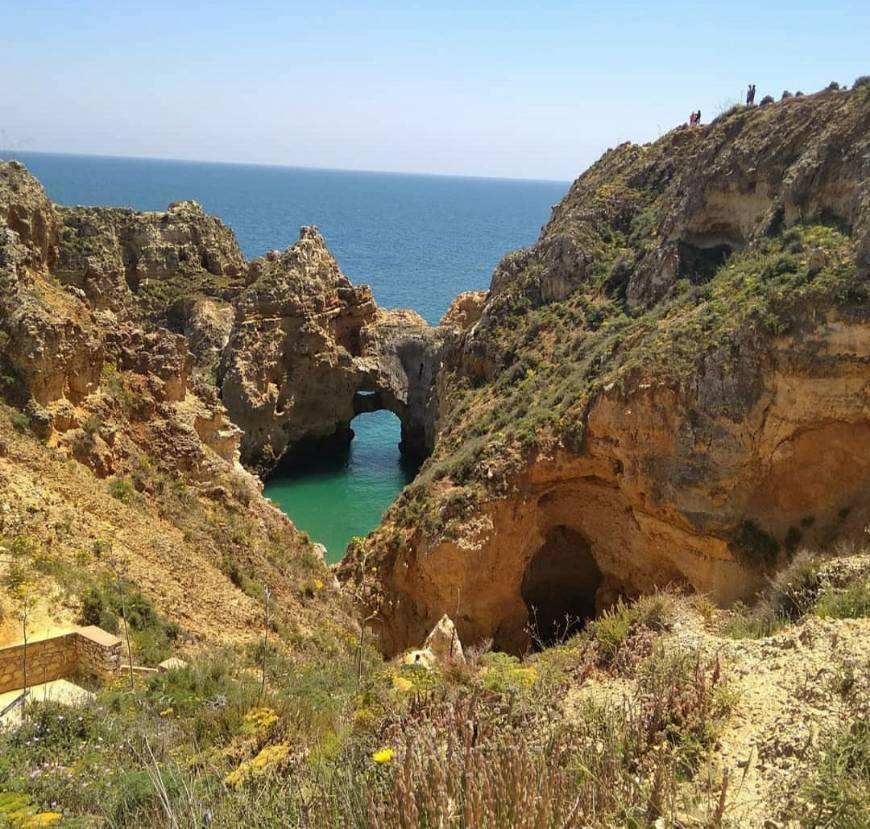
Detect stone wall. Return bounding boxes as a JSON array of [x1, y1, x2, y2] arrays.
[[0, 626, 122, 694]]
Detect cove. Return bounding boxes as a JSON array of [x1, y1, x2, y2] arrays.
[[263, 410, 418, 564]]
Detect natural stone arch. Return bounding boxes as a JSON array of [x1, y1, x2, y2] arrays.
[[217, 227, 456, 475]]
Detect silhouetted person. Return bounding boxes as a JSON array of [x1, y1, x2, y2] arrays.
[[746, 83, 756, 106]]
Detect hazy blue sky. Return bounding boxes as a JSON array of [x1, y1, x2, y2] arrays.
[[2, 1, 867, 180]]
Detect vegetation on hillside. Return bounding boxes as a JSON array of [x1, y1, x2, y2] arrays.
[[0, 590, 737, 828], [0, 564, 867, 827]]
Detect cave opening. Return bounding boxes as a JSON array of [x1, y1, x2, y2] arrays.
[[677, 239, 734, 283], [521, 526, 603, 648]]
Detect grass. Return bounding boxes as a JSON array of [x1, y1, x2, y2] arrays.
[[793, 720, 870, 829], [721, 552, 870, 639], [0, 590, 736, 828], [815, 576, 870, 620]]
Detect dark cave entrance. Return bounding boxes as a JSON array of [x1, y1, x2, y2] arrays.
[[677, 240, 734, 284], [521, 526, 603, 648]]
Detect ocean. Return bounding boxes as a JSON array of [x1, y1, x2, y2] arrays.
[[13, 151, 567, 560]]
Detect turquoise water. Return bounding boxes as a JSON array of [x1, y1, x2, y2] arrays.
[[265, 411, 418, 563], [12, 151, 567, 558]]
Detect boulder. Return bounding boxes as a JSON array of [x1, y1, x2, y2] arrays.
[[423, 614, 465, 663]]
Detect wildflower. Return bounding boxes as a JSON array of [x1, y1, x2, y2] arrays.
[[392, 675, 413, 693], [22, 813, 64, 827], [224, 743, 290, 787], [21, 812, 63, 829], [313, 578, 324, 590], [372, 747, 395, 765], [241, 707, 279, 734]]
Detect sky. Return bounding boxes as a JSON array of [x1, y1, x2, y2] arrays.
[[1, 1, 867, 181]]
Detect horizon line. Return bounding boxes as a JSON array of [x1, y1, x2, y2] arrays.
[[3, 148, 573, 187]]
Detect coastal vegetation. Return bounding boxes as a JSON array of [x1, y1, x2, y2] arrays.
[[0, 568, 867, 826]]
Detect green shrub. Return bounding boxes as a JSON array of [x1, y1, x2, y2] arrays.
[[815, 577, 870, 620], [765, 551, 823, 620], [587, 601, 632, 658], [584, 593, 674, 662], [79, 577, 180, 664], [721, 552, 825, 638], [479, 651, 538, 694], [107, 478, 139, 506], [10, 411, 30, 433]]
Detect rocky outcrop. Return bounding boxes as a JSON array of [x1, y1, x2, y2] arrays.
[[440, 290, 487, 329], [219, 228, 453, 472], [4, 160, 460, 482], [346, 86, 870, 656], [0, 159, 346, 649], [423, 614, 464, 663], [0, 161, 58, 270], [54, 201, 245, 314], [0, 161, 247, 488]]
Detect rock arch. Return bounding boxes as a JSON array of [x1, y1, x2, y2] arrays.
[[217, 229, 454, 474]]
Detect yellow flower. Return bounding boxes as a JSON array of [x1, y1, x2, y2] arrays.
[[391, 675, 413, 693], [159, 707, 174, 717], [242, 707, 279, 734], [372, 747, 395, 765], [22, 814, 64, 828], [313, 578, 325, 590], [224, 743, 290, 787]]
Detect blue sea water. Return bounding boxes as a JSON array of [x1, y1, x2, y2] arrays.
[[12, 151, 567, 559]]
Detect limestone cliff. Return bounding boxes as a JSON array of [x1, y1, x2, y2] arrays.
[[344, 85, 870, 655], [54, 200, 245, 316], [0, 161, 343, 645], [11, 164, 451, 474], [0, 158, 454, 643]]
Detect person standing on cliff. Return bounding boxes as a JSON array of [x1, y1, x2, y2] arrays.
[[746, 83, 756, 106]]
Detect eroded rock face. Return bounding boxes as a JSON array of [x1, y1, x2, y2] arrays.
[[346, 87, 870, 656], [0, 161, 58, 269], [440, 291, 487, 329], [0, 161, 246, 488], [6, 160, 456, 480], [219, 229, 453, 472], [54, 201, 245, 314]]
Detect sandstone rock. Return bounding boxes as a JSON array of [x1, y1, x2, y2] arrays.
[[423, 614, 464, 663], [343, 88, 870, 657], [440, 291, 487, 329], [0, 161, 58, 269], [220, 227, 452, 472], [54, 200, 245, 314]]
